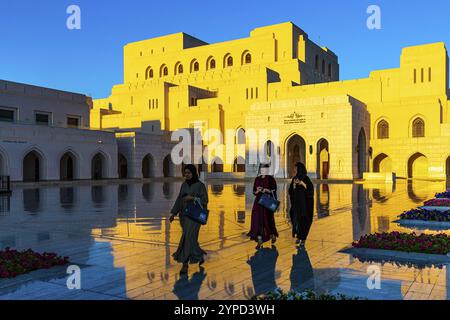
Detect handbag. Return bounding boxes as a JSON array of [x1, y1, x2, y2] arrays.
[[183, 197, 209, 225], [258, 191, 280, 212]]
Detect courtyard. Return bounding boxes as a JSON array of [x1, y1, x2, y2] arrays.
[[0, 179, 449, 300]]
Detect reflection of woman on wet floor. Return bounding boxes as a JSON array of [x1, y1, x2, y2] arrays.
[[169, 164, 208, 274], [289, 162, 314, 246], [247, 164, 279, 249]]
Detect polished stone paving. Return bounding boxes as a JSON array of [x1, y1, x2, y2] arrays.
[[0, 179, 450, 300]]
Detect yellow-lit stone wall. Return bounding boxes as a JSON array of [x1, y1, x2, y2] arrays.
[[92, 22, 450, 180]]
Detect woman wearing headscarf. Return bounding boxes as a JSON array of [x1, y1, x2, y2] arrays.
[[247, 163, 279, 249], [169, 164, 208, 274], [288, 162, 314, 246]]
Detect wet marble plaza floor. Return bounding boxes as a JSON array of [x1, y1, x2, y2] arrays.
[[0, 179, 450, 300]]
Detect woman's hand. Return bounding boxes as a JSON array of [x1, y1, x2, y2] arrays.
[[300, 181, 307, 189], [263, 188, 271, 193], [183, 195, 195, 201], [256, 187, 263, 194]]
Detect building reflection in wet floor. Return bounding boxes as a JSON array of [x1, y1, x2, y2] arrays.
[[0, 180, 449, 300]]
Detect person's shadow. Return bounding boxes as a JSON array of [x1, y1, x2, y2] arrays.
[[247, 246, 279, 297], [172, 267, 207, 300], [290, 248, 315, 292]]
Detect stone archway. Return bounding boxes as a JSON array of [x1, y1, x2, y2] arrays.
[[118, 153, 128, 179], [163, 155, 175, 177], [60, 152, 77, 181], [357, 129, 367, 178], [23, 151, 43, 182], [211, 157, 224, 173], [0, 152, 5, 175], [373, 153, 392, 173], [446, 156, 450, 180], [408, 153, 428, 179], [91, 153, 107, 180], [286, 134, 306, 178], [142, 154, 155, 178], [317, 139, 329, 179], [233, 156, 245, 173]]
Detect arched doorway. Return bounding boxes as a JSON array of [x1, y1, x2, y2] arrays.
[[316, 139, 329, 179], [233, 156, 245, 173], [60, 152, 76, 181], [142, 154, 155, 178], [163, 155, 175, 177], [373, 153, 392, 173], [91, 153, 106, 180], [357, 129, 367, 178], [0, 153, 4, 175], [286, 134, 306, 177], [118, 153, 128, 179], [23, 151, 43, 182], [408, 153, 428, 179], [211, 157, 224, 173], [446, 156, 450, 179]]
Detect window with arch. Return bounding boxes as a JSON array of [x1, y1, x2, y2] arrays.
[[207, 57, 216, 70], [174, 63, 183, 75], [315, 55, 319, 70], [145, 66, 154, 79], [225, 55, 233, 67], [322, 60, 326, 74], [160, 65, 168, 77], [412, 118, 425, 138], [243, 52, 252, 64], [377, 120, 389, 139], [191, 60, 199, 72]]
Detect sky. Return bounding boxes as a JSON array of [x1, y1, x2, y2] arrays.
[[0, 0, 449, 99]]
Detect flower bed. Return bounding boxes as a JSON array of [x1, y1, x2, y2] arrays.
[[424, 198, 450, 207], [435, 190, 450, 199], [0, 248, 69, 279], [252, 288, 364, 300], [399, 208, 450, 222], [352, 232, 450, 255]]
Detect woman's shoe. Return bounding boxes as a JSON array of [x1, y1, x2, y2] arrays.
[[295, 238, 301, 245], [256, 236, 263, 250]]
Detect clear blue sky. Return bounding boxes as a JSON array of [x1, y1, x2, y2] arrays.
[[1, 0, 449, 99]]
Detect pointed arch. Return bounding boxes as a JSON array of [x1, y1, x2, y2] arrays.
[[285, 134, 306, 177], [142, 154, 155, 178], [242, 50, 252, 65], [408, 152, 428, 179], [377, 119, 389, 139], [412, 117, 425, 138], [190, 59, 200, 72], [160, 64, 168, 77], [174, 61, 183, 75], [223, 53, 233, 68], [145, 66, 154, 79], [317, 138, 330, 179], [0, 146, 9, 176], [91, 150, 110, 180], [22, 147, 47, 182], [59, 148, 80, 180], [206, 56, 216, 70]]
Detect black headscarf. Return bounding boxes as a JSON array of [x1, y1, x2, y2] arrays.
[[295, 162, 307, 180], [184, 164, 199, 186]]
